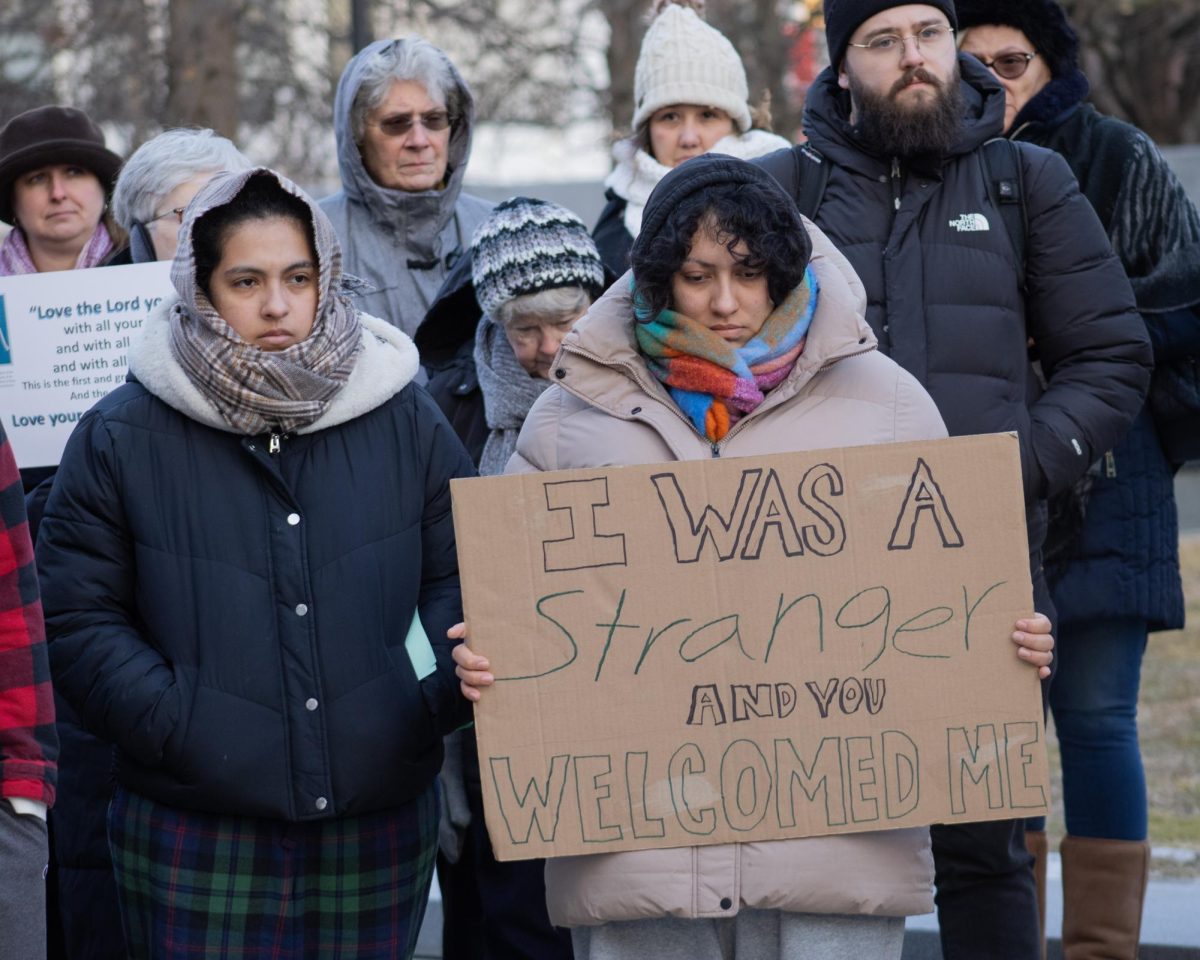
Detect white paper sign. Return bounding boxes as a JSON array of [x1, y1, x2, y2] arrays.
[[0, 262, 174, 468]]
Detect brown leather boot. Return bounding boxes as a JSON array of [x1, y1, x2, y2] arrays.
[[1060, 835, 1151, 959], [1026, 829, 1048, 960]]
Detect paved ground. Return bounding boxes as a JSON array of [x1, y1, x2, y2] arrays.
[[905, 850, 1200, 956]]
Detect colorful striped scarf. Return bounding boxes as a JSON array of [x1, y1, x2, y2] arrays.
[[635, 268, 819, 442]]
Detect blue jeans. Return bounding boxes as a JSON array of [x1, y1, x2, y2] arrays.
[[1044, 616, 1148, 841]]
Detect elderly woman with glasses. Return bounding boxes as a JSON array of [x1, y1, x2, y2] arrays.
[[109, 127, 253, 263], [0, 106, 123, 277], [958, 3, 1200, 957], [321, 38, 493, 338]]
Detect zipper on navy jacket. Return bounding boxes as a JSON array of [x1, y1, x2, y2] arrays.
[[890, 157, 902, 211], [269, 432, 283, 454], [1105, 450, 1117, 478]]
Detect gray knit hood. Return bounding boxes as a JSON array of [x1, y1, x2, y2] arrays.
[[320, 38, 494, 336], [331, 38, 477, 250]]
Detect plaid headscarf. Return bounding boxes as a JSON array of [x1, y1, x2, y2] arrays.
[[635, 268, 819, 442], [168, 168, 362, 436]]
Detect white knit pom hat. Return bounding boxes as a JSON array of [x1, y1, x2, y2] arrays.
[[632, 1, 753, 135]]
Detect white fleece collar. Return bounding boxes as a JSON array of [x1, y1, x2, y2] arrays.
[[127, 298, 421, 435]]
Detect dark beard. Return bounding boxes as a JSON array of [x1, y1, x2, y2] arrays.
[[848, 64, 965, 159]]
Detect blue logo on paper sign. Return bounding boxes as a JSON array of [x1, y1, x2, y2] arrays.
[[0, 296, 11, 366]]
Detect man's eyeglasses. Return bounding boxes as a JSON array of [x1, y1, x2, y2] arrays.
[[972, 51, 1038, 80], [367, 111, 455, 137], [145, 206, 186, 226], [847, 24, 955, 56]]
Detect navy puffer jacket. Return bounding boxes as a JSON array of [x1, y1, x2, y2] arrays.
[[37, 308, 474, 820], [765, 57, 1152, 561]]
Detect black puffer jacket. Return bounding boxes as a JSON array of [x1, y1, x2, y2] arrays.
[[37, 307, 473, 820], [592, 189, 633, 281], [761, 57, 1152, 558], [415, 250, 489, 466]]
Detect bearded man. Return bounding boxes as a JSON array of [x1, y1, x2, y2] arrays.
[[756, 3, 1152, 959]]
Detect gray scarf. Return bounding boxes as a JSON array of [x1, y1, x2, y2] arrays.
[[474, 315, 550, 476], [168, 168, 363, 436]]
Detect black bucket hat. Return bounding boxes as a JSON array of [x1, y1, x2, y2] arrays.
[[0, 105, 123, 225]]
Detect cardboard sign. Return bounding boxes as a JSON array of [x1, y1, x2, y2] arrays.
[[0, 262, 174, 468], [452, 433, 1049, 861]]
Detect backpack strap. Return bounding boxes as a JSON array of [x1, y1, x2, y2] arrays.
[[980, 137, 1028, 290], [757, 143, 830, 221]]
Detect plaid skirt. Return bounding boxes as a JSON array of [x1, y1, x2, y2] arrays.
[[107, 784, 438, 960]]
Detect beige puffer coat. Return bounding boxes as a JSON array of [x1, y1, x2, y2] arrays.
[[508, 221, 947, 927]]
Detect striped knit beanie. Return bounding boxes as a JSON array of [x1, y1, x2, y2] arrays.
[[471, 197, 606, 317]]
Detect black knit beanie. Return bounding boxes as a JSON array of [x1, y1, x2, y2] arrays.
[[955, 0, 1079, 77], [824, 0, 958, 70], [633, 153, 811, 269]]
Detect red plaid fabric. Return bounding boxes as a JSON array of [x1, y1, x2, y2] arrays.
[[0, 423, 56, 805]]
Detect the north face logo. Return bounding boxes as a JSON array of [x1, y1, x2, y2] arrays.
[[949, 213, 991, 232]]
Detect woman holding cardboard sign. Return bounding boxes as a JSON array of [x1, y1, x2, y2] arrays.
[[452, 154, 1055, 959], [35, 168, 474, 959]]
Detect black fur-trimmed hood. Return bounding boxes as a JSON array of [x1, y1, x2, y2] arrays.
[[1011, 69, 1090, 132]]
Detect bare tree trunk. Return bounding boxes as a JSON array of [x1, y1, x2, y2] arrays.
[[351, 0, 374, 54], [598, 0, 646, 135], [708, 0, 798, 139], [327, 0, 352, 84], [1062, 0, 1200, 144], [165, 0, 241, 136], [96, 0, 158, 147]]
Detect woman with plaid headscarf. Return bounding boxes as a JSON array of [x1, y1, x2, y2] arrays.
[[35, 168, 474, 959]]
